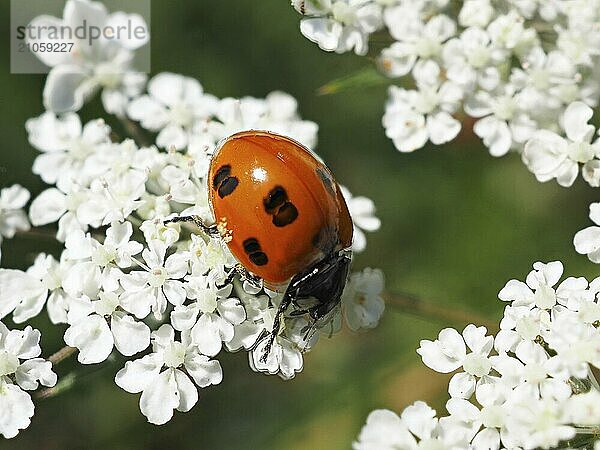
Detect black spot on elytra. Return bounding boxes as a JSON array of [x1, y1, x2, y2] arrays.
[[263, 185, 299, 227], [213, 165, 239, 198], [243, 238, 261, 254], [263, 186, 287, 213], [213, 165, 231, 190], [217, 176, 239, 198], [273, 203, 298, 227], [316, 167, 335, 196], [249, 252, 268, 266], [243, 237, 269, 266]]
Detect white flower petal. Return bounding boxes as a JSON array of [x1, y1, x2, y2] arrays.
[[43, 65, 93, 113], [300, 18, 343, 52], [184, 353, 223, 388], [191, 314, 228, 357], [417, 328, 466, 373], [0, 380, 35, 439], [563, 101, 594, 143], [115, 353, 163, 393], [574, 226, 600, 260], [139, 369, 179, 425], [14, 359, 57, 391], [427, 111, 461, 145], [473, 116, 512, 157], [4, 326, 41, 359], [173, 369, 198, 413], [64, 315, 113, 364], [217, 298, 246, 325], [399, 401, 438, 440], [448, 371, 476, 398], [29, 188, 67, 226], [110, 313, 151, 356]]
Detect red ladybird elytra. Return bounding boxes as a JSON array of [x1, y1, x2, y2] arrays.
[[166, 130, 353, 361]]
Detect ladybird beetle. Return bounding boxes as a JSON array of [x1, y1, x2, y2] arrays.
[[166, 130, 353, 361]]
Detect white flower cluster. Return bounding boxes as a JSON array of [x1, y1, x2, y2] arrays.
[[574, 203, 600, 263], [0, 321, 57, 439], [0, 185, 30, 263], [293, 0, 600, 187], [355, 261, 600, 450], [0, 0, 386, 429], [27, 0, 148, 114]]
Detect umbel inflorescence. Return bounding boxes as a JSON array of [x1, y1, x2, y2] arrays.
[[291, 1, 600, 449], [293, 0, 600, 187], [354, 261, 600, 450], [0, 0, 385, 436]]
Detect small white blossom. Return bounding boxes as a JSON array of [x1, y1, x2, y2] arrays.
[[383, 61, 462, 152], [77, 170, 148, 226], [353, 403, 449, 450], [574, 202, 600, 262], [0, 322, 57, 438], [458, 0, 494, 28], [0, 253, 78, 324], [249, 334, 303, 380], [418, 324, 494, 399], [465, 84, 535, 157], [340, 186, 381, 252], [27, 0, 148, 113], [177, 278, 246, 357], [26, 112, 111, 191], [64, 269, 151, 364], [127, 73, 217, 150], [563, 390, 600, 426], [115, 324, 222, 425], [28, 186, 87, 242], [505, 398, 575, 449], [120, 239, 189, 319], [442, 27, 505, 92], [381, 7, 456, 77], [342, 268, 385, 331], [298, 0, 384, 56], [486, 11, 538, 55], [523, 101, 600, 187]]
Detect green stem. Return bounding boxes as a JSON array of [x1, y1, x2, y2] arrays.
[[384, 291, 499, 332], [48, 346, 77, 365], [35, 373, 76, 400]]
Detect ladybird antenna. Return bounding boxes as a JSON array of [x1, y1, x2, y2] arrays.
[[163, 215, 220, 237]]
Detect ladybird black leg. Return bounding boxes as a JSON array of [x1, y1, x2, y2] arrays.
[[261, 290, 296, 363], [216, 266, 239, 289], [303, 321, 317, 343], [216, 264, 262, 290], [236, 265, 262, 289], [287, 308, 312, 317], [260, 252, 351, 363], [164, 215, 220, 237]]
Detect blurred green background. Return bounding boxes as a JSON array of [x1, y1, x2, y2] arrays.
[[0, 1, 598, 449]]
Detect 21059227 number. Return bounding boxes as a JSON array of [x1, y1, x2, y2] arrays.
[[18, 42, 74, 53]]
